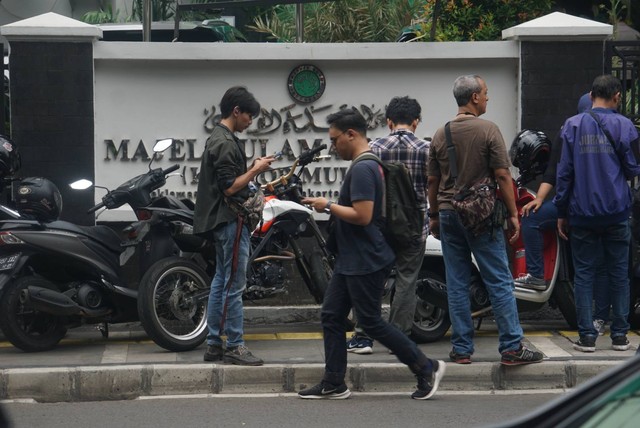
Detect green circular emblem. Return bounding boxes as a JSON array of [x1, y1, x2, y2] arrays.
[[287, 64, 326, 103]]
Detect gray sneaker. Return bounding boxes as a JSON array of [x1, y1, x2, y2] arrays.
[[223, 345, 264, 366], [515, 274, 547, 291]]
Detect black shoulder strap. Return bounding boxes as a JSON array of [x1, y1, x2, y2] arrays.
[[351, 152, 386, 218], [352, 152, 383, 167], [588, 111, 623, 165], [444, 122, 459, 182]]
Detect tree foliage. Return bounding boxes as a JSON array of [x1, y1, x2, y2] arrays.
[[248, 0, 427, 42], [417, 0, 554, 41]]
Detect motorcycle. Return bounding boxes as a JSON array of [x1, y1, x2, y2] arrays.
[[0, 134, 23, 221], [0, 139, 212, 352], [246, 144, 332, 304], [410, 175, 579, 343]]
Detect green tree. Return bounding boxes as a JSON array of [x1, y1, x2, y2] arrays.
[[249, 0, 427, 42], [81, 0, 120, 24], [416, 0, 554, 41]]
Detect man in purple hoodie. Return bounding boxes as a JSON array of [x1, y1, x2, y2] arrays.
[[553, 75, 640, 353]]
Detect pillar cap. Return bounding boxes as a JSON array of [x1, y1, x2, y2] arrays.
[[1, 12, 102, 42], [502, 12, 612, 41]]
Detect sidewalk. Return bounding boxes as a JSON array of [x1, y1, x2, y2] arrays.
[[0, 306, 637, 403]]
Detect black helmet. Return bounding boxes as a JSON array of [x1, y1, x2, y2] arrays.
[[509, 130, 551, 177], [15, 177, 63, 222], [0, 135, 21, 179]]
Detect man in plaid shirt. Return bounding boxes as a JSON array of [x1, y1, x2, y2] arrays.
[[347, 96, 430, 354]]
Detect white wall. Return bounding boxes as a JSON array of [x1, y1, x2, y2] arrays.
[[93, 41, 519, 220]]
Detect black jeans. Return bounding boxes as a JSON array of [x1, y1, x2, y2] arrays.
[[321, 265, 430, 385]]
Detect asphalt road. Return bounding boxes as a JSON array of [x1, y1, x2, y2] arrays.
[[1, 392, 561, 428]]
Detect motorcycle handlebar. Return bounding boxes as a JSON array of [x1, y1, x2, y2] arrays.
[[163, 164, 180, 175], [263, 144, 328, 190], [87, 201, 105, 214], [298, 144, 327, 166], [87, 165, 180, 215]]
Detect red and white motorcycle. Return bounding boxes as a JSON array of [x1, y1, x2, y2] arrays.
[[411, 176, 578, 343], [244, 144, 333, 304]]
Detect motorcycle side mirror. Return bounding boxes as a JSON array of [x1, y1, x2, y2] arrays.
[[153, 138, 173, 153], [149, 138, 174, 170], [69, 179, 93, 190]]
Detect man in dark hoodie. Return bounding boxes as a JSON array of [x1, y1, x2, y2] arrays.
[[553, 74, 640, 353]]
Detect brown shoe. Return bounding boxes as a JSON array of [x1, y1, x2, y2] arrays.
[[223, 345, 264, 366]]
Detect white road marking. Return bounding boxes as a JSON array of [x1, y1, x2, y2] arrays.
[[527, 336, 572, 358], [100, 344, 129, 364]]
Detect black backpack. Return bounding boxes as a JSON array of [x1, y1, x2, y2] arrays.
[[353, 153, 423, 252]]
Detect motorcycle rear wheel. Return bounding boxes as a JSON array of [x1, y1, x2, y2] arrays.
[[553, 279, 578, 329], [137, 257, 209, 352], [0, 276, 67, 352], [411, 271, 451, 343]]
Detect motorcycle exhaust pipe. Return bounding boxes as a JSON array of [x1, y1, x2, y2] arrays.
[[253, 250, 296, 263], [21, 286, 111, 318], [416, 277, 449, 310]]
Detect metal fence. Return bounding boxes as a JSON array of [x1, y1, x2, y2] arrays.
[[605, 41, 640, 125]]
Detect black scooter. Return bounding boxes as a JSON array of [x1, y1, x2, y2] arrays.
[[0, 140, 212, 352]]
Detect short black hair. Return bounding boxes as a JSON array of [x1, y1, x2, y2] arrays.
[[386, 96, 421, 125], [591, 75, 622, 101], [326, 107, 367, 136], [220, 86, 261, 119]]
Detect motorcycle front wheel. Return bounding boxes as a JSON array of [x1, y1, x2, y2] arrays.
[[411, 271, 451, 343], [301, 249, 332, 304], [137, 257, 210, 352], [0, 276, 67, 352]]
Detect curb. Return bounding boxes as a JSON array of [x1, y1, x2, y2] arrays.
[[0, 360, 620, 403]]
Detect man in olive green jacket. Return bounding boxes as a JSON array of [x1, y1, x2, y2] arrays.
[[194, 86, 274, 366]]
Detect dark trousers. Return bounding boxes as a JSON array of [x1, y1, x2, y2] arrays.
[[321, 265, 429, 385]]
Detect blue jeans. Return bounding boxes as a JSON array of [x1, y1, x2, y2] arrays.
[[570, 221, 630, 339], [521, 201, 611, 321], [521, 200, 557, 278], [354, 233, 425, 338], [321, 265, 430, 385], [439, 210, 523, 355], [206, 221, 250, 347], [593, 248, 612, 322]]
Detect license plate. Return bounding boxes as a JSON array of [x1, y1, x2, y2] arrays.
[[0, 254, 19, 271]]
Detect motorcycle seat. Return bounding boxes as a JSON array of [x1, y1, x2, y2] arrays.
[[44, 221, 123, 253], [78, 225, 122, 253]]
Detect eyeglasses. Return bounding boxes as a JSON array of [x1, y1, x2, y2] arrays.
[[330, 131, 346, 145]]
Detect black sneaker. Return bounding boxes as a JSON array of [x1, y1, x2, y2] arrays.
[[501, 345, 544, 365], [203, 344, 224, 361], [411, 359, 446, 400], [573, 337, 596, 353], [449, 350, 472, 364], [223, 345, 264, 366], [612, 336, 630, 351], [298, 381, 351, 399]]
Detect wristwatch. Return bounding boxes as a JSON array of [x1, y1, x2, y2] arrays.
[[427, 211, 439, 218], [324, 201, 333, 214]]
